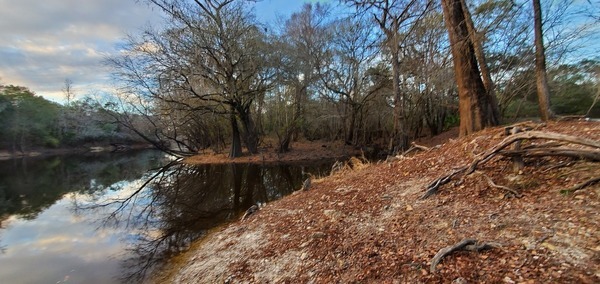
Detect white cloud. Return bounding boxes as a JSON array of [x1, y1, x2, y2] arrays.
[[0, 0, 162, 103], [0, 0, 325, 103]]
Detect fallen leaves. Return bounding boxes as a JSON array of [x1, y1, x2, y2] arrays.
[[160, 120, 600, 283]]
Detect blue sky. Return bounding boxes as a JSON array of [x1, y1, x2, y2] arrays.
[[0, 0, 331, 103], [1, 0, 595, 103]]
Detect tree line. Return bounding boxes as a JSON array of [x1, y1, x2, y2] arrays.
[[0, 84, 150, 153], [107, 0, 597, 158], [4, 0, 597, 157]]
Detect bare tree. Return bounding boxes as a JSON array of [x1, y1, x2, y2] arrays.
[[62, 78, 76, 105], [319, 15, 381, 146], [110, 0, 273, 157], [399, 9, 456, 137], [271, 3, 332, 152], [346, 0, 434, 152]]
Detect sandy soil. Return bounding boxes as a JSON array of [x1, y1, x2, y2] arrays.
[[157, 120, 600, 283]]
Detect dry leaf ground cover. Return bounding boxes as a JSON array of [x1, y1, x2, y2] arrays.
[[183, 139, 361, 165], [158, 120, 599, 283]]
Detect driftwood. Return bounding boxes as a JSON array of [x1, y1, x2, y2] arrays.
[[422, 130, 600, 199], [430, 239, 501, 273]]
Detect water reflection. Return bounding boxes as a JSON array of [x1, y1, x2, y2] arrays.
[[0, 151, 336, 283], [102, 161, 333, 282], [0, 150, 168, 284], [0, 150, 166, 220]]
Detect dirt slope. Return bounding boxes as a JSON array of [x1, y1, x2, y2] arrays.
[[159, 120, 599, 283]]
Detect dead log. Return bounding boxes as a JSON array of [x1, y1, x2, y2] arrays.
[[430, 239, 501, 273]]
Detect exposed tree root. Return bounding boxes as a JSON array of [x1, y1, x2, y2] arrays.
[[475, 171, 521, 198], [543, 161, 575, 172], [422, 166, 468, 199], [501, 148, 600, 161], [430, 239, 501, 273], [564, 176, 600, 193], [422, 130, 600, 199]]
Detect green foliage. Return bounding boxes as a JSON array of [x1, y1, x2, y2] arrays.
[[0, 85, 60, 151], [0, 84, 146, 152], [499, 59, 600, 119], [444, 113, 460, 129], [44, 136, 61, 148], [549, 60, 599, 116]]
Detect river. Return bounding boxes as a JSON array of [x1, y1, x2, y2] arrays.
[[0, 150, 334, 283]]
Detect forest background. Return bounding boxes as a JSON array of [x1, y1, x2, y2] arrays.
[[1, 0, 598, 157]]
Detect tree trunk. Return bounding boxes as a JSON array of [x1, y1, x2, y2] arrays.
[[441, 0, 499, 137], [389, 41, 409, 152], [347, 105, 356, 145], [533, 0, 555, 121], [239, 110, 259, 154], [278, 135, 291, 153], [229, 113, 243, 158], [459, 0, 501, 124]]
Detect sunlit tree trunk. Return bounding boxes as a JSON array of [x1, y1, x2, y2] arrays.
[[459, 0, 501, 124], [441, 0, 498, 136], [533, 0, 555, 121]]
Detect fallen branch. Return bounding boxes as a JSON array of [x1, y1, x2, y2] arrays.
[[557, 115, 586, 122], [564, 176, 600, 193], [411, 142, 431, 151], [402, 142, 432, 156], [430, 239, 501, 273]]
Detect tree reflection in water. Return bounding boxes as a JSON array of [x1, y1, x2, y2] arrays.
[[94, 160, 333, 282]]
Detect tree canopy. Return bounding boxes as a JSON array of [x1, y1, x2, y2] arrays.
[[9, 0, 596, 157]]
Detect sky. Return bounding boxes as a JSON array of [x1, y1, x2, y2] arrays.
[[0, 0, 331, 103]]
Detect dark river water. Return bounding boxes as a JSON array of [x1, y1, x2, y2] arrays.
[[0, 150, 335, 283]]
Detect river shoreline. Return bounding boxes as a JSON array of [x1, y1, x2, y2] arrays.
[[0, 143, 154, 160], [183, 140, 363, 165], [156, 120, 600, 283]]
